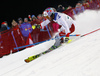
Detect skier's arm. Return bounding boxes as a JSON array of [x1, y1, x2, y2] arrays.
[[40, 19, 50, 29], [31, 19, 50, 29], [56, 18, 70, 34]]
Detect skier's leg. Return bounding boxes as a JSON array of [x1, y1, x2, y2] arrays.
[[54, 34, 61, 47], [59, 31, 66, 43], [65, 24, 75, 42], [70, 24, 75, 34]]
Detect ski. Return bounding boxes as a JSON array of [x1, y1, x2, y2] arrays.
[[24, 45, 60, 63], [24, 39, 73, 63]]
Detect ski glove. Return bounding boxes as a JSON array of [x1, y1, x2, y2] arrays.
[[36, 24, 41, 29], [32, 24, 41, 30]]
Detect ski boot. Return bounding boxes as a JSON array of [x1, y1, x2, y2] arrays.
[[65, 37, 69, 42], [60, 38, 64, 43]]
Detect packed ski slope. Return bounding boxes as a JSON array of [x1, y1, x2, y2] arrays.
[[0, 10, 100, 76]]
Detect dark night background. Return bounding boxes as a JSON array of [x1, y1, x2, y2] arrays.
[[0, 0, 80, 26]]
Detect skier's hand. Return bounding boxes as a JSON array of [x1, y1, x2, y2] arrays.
[[32, 24, 41, 30], [36, 24, 41, 29]]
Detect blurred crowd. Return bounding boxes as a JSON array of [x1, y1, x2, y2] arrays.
[[0, 14, 43, 32], [0, 0, 99, 33]]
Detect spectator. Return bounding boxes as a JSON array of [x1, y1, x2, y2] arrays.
[[4, 21, 10, 30], [31, 15, 37, 21], [31, 15, 41, 26], [67, 6, 72, 10], [12, 20, 18, 28], [63, 6, 74, 19], [37, 14, 43, 22], [76, 2, 82, 7], [57, 5, 65, 12], [97, 0, 100, 8], [23, 18, 29, 23], [31, 15, 40, 27], [89, 0, 98, 9], [31, 15, 40, 43], [52, 8, 57, 12], [75, 2, 85, 14], [82, 2, 90, 9], [20, 19, 33, 43], [0, 22, 8, 32], [18, 18, 23, 27]]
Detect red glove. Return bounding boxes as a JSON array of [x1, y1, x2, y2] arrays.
[[66, 33, 70, 37]]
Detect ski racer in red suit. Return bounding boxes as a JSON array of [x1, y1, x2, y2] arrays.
[[40, 7, 76, 46]]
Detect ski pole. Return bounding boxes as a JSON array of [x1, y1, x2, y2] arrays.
[[14, 35, 66, 50], [14, 34, 80, 50], [81, 28, 100, 37], [70, 34, 80, 36]]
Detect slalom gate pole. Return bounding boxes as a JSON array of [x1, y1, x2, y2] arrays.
[[46, 25, 52, 38], [11, 31, 19, 51], [81, 28, 100, 37], [43, 19, 51, 38], [14, 34, 80, 50]]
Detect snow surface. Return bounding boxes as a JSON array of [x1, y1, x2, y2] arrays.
[[0, 10, 100, 76]]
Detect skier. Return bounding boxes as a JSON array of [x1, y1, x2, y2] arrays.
[[40, 7, 76, 47]]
